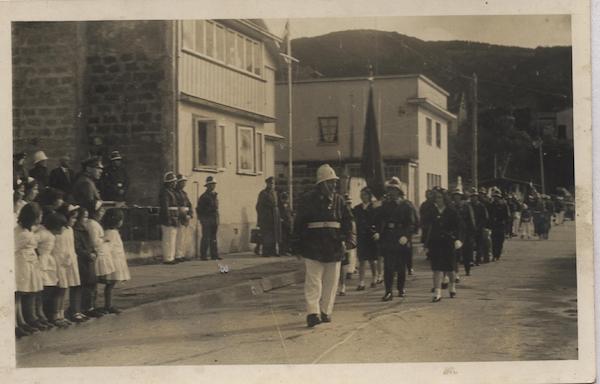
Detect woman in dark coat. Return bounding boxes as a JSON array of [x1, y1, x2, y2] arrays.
[[352, 187, 378, 290], [426, 189, 463, 302]]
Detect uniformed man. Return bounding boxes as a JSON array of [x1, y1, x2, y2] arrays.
[[100, 150, 129, 203], [196, 176, 221, 260], [159, 171, 179, 265], [292, 164, 356, 327], [278, 191, 293, 256], [174, 174, 193, 262], [29, 150, 50, 189], [49, 155, 75, 200], [452, 188, 476, 276], [489, 189, 510, 261], [469, 188, 489, 266], [72, 157, 104, 215], [372, 177, 415, 301], [256, 176, 281, 257]]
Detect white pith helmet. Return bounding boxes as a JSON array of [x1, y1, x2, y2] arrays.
[[33, 151, 48, 164], [315, 164, 339, 184]]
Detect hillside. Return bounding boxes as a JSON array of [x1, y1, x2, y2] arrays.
[[284, 29, 572, 113]]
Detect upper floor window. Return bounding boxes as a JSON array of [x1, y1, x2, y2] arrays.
[[318, 117, 339, 144], [182, 20, 263, 77], [435, 122, 441, 148], [426, 117, 432, 146]]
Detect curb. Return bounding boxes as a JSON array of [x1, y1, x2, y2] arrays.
[[16, 268, 305, 356]]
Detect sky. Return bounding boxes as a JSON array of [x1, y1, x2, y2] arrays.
[[264, 15, 571, 48]]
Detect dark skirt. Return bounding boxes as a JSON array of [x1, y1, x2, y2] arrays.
[[357, 237, 377, 262], [77, 259, 98, 285], [428, 242, 456, 272]]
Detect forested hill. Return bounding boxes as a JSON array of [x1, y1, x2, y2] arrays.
[[284, 29, 572, 113]]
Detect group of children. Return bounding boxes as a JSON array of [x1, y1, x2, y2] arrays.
[[14, 177, 131, 338]]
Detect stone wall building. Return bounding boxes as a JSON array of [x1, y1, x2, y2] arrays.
[[13, 20, 282, 255]]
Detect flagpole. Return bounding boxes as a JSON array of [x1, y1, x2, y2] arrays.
[[287, 22, 293, 208]]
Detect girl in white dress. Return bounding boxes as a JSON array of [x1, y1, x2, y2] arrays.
[[102, 209, 131, 314], [55, 204, 83, 324], [15, 203, 47, 334], [84, 207, 114, 318]]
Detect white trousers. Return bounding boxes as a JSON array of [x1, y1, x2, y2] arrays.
[[161, 225, 178, 262], [512, 212, 521, 235], [304, 258, 341, 316], [175, 224, 189, 258], [520, 221, 533, 239]]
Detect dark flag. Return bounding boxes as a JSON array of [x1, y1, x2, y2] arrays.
[[360, 84, 385, 199]]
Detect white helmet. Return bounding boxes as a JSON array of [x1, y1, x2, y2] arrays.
[[315, 164, 339, 184], [33, 150, 48, 164]]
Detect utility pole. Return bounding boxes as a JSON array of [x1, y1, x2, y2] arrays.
[[471, 73, 478, 189], [279, 21, 298, 207]]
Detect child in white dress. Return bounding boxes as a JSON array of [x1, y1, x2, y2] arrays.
[[15, 203, 47, 335], [102, 209, 131, 314], [83, 207, 114, 318], [55, 204, 83, 324]]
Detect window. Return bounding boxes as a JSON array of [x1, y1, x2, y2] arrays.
[[194, 20, 205, 54], [193, 118, 218, 169], [236, 34, 245, 69], [226, 29, 236, 65], [205, 21, 215, 57], [426, 118, 432, 146], [426, 173, 441, 189], [256, 132, 264, 174], [435, 122, 441, 148], [245, 38, 253, 73], [237, 125, 256, 174], [557, 124, 567, 139], [253, 41, 262, 76], [318, 117, 339, 144], [215, 25, 226, 62], [181, 21, 263, 77], [182, 20, 195, 50]]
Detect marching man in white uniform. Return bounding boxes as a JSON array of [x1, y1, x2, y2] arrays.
[[293, 164, 356, 328]]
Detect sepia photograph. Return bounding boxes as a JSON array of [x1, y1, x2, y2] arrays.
[[1, 0, 595, 383]]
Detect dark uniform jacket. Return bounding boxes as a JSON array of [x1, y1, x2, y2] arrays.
[[196, 190, 219, 224], [471, 200, 489, 230], [159, 186, 179, 227], [454, 201, 477, 241], [426, 205, 461, 271], [29, 164, 49, 189], [374, 199, 415, 251], [49, 166, 75, 197], [72, 173, 102, 216], [100, 164, 129, 202], [293, 188, 356, 263], [419, 199, 436, 243], [73, 223, 97, 285], [256, 188, 281, 235], [175, 187, 193, 226], [488, 200, 510, 230]]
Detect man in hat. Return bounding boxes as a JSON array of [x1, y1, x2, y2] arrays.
[[256, 176, 281, 257], [159, 171, 180, 265], [488, 190, 510, 261], [49, 155, 75, 200], [72, 157, 104, 215], [293, 164, 356, 327], [196, 176, 221, 260], [99, 150, 129, 203], [29, 150, 50, 189], [372, 177, 415, 301], [174, 174, 193, 262]]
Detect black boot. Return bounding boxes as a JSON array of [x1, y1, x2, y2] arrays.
[[320, 312, 331, 323], [307, 314, 321, 328]]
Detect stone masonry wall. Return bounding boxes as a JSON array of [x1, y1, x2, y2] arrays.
[[12, 22, 85, 169], [83, 20, 174, 205]]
